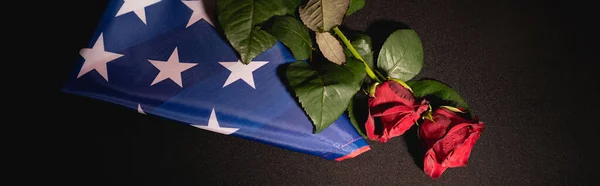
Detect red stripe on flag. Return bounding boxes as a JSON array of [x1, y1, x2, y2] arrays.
[[335, 146, 371, 161]]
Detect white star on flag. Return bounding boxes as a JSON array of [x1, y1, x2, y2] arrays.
[[182, 0, 213, 27], [116, 0, 161, 25], [78, 33, 124, 81], [148, 47, 198, 87], [137, 104, 146, 115], [191, 108, 239, 135], [219, 61, 268, 89]]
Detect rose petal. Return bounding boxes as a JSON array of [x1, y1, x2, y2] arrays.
[[366, 81, 431, 143], [437, 107, 474, 127], [443, 123, 484, 167], [382, 103, 429, 139], [388, 80, 416, 103], [387, 103, 429, 137], [424, 149, 448, 179], [372, 105, 414, 117], [379, 111, 408, 127], [382, 101, 430, 140], [431, 125, 471, 163], [385, 113, 416, 138], [420, 113, 452, 148], [420, 107, 485, 179], [370, 81, 415, 108], [443, 133, 477, 167], [379, 128, 391, 143], [365, 110, 381, 141]]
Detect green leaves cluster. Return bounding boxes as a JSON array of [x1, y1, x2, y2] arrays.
[[216, 0, 475, 134], [291, 0, 364, 132], [287, 58, 365, 133], [264, 16, 312, 60], [216, 0, 367, 132], [217, 0, 304, 64], [299, 0, 351, 65]]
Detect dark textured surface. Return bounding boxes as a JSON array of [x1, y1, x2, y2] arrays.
[[51, 0, 595, 185]]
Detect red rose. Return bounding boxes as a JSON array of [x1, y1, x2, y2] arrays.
[[365, 80, 429, 143], [420, 107, 485, 179]]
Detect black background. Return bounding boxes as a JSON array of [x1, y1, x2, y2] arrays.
[[43, 0, 596, 185]]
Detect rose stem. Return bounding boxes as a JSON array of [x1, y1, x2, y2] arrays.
[[333, 27, 385, 83]]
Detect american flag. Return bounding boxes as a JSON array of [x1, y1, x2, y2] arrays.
[[62, 0, 370, 161]]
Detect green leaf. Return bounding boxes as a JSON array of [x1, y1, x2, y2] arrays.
[[285, 0, 303, 15], [377, 29, 424, 81], [343, 33, 374, 84], [406, 79, 470, 114], [316, 32, 346, 65], [217, 0, 299, 64], [299, 0, 351, 32], [347, 93, 369, 138], [287, 58, 366, 133], [349, 33, 373, 69], [346, 0, 365, 15], [264, 16, 312, 60]]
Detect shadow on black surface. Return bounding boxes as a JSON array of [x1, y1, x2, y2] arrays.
[[403, 126, 425, 171], [366, 20, 411, 57]]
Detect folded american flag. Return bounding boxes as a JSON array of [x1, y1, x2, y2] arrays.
[[62, 0, 370, 161]]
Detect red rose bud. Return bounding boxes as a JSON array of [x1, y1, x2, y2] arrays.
[[365, 80, 429, 143], [419, 107, 485, 179]]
